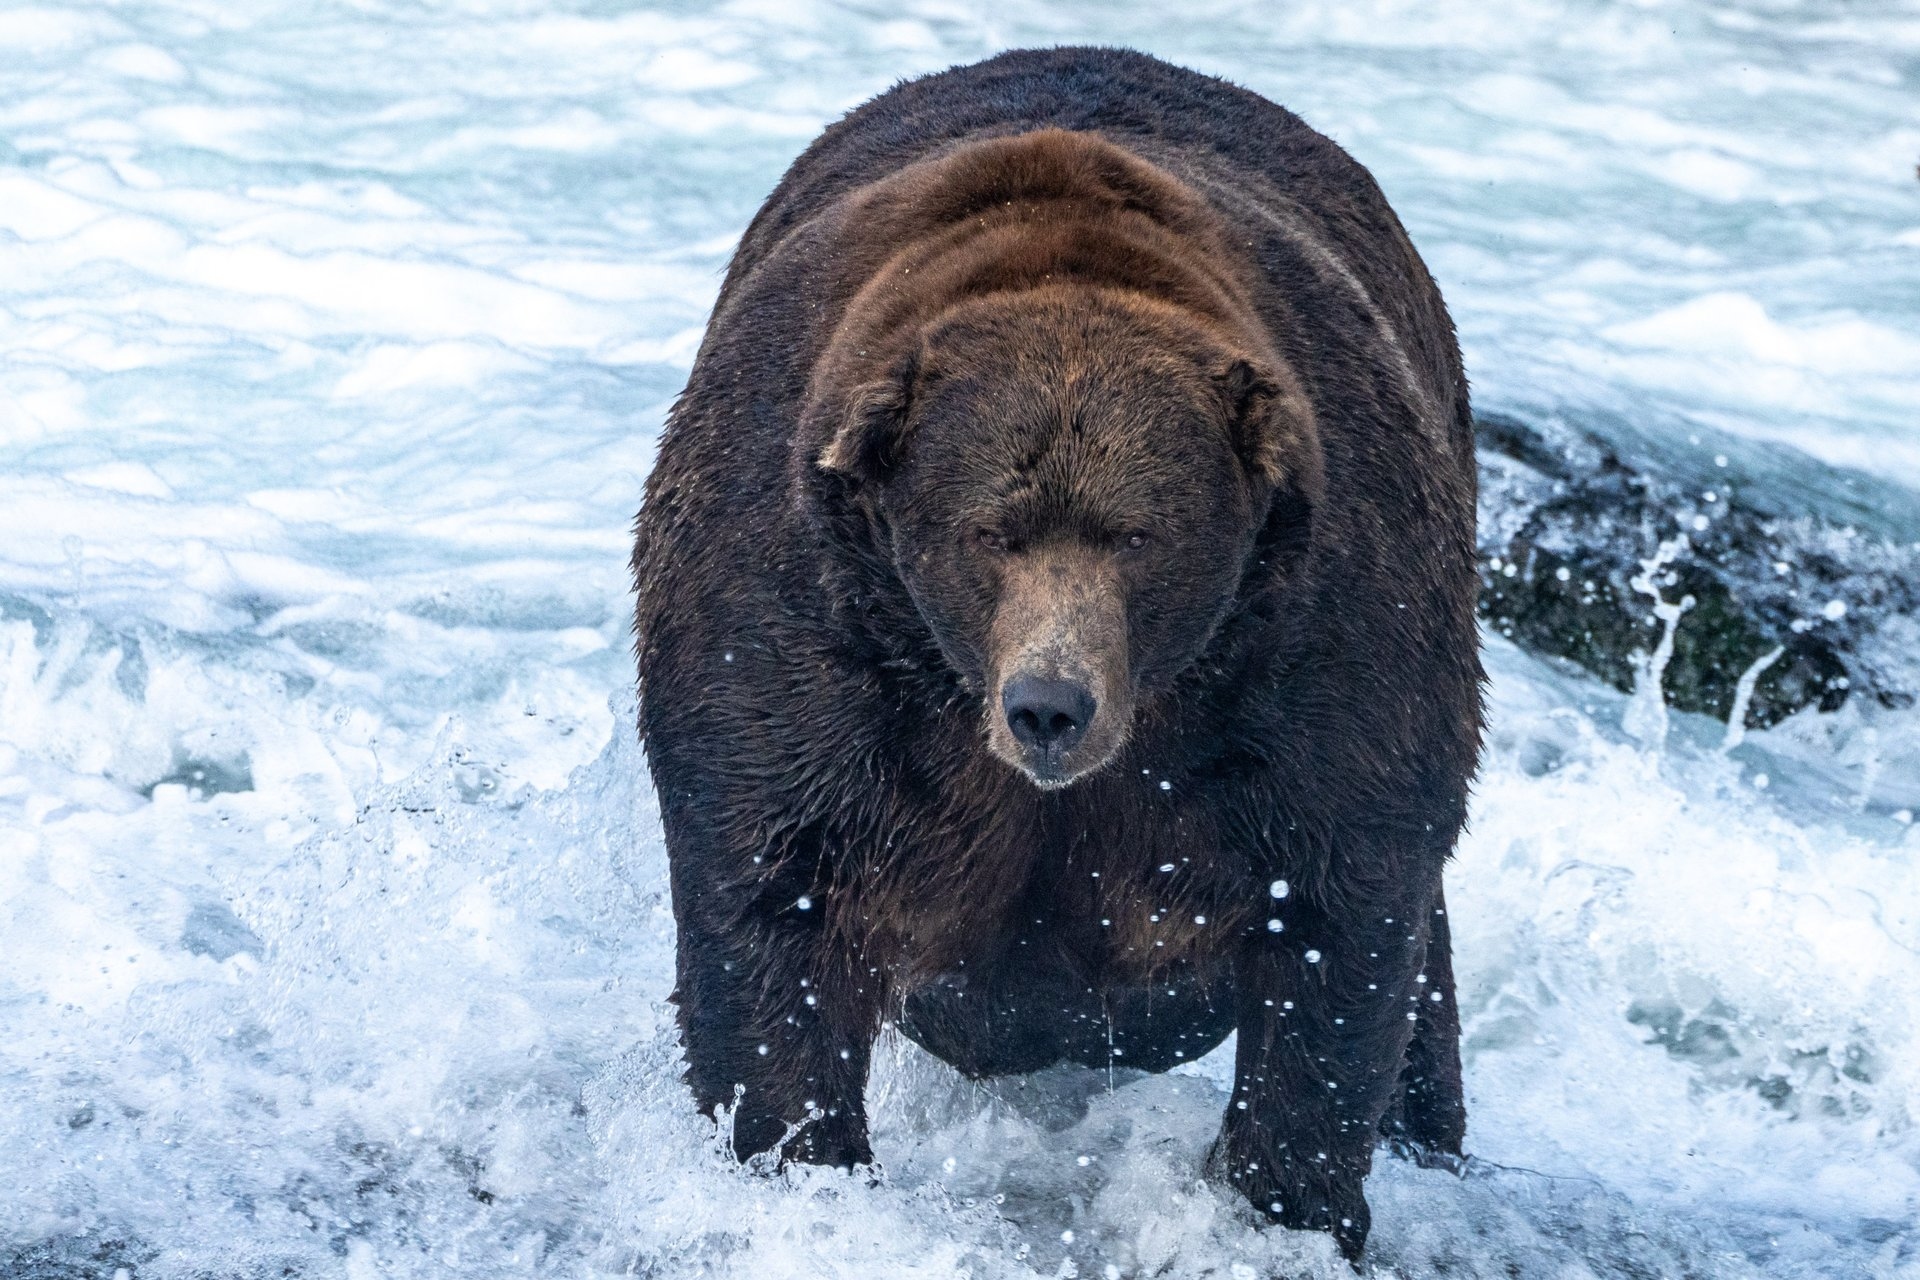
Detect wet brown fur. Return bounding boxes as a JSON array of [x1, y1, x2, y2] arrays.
[[634, 48, 1483, 1262]]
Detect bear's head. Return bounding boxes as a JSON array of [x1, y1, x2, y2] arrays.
[[812, 284, 1320, 789]]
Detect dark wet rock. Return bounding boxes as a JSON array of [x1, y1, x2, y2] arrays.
[[1475, 412, 1919, 729]]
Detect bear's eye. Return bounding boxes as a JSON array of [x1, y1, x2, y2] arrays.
[[975, 528, 1009, 552], [1124, 531, 1151, 551]]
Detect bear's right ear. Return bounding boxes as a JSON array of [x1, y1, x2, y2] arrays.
[[815, 348, 921, 486]]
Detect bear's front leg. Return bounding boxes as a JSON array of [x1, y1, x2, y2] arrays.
[[672, 880, 885, 1171], [1214, 873, 1442, 1262]]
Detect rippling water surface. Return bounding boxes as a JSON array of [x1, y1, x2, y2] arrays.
[[3, 2, 1918, 1276]]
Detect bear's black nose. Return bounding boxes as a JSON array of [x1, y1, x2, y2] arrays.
[[1003, 676, 1096, 754]]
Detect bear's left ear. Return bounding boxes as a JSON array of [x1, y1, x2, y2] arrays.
[[814, 347, 921, 486], [1216, 357, 1320, 495]]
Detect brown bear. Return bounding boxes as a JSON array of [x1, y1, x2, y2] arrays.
[[632, 47, 1483, 1262]]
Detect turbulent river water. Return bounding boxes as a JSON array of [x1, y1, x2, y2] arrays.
[[3, 2, 1919, 1277]]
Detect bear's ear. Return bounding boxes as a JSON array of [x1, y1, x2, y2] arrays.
[[816, 348, 921, 485], [1216, 357, 1318, 493]]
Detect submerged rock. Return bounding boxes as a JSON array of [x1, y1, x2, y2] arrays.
[[1475, 413, 1919, 730]]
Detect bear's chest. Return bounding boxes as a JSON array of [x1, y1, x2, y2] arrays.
[[964, 794, 1262, 983], [863, 719, 1275, 981]]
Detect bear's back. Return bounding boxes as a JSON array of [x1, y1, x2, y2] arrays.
[[740, 49, 1339, 276], [711, 48, 1468, 459]]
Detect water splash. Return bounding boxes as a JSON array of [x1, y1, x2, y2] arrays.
[[1623, 535, 1695, 749]]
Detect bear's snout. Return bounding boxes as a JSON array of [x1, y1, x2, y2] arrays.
[[1002, 674, 1096, 758], [983, 543, 1131, 788]]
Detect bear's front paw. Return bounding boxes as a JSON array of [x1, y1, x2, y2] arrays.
[[784, 1112, 875, 1172], [731, 1105, 873, 1173], [1210, 1134, 1371, 1264]]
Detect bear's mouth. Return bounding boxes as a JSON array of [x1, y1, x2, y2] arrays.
[[1014, 745, 1080, 790], [994, 737, 1113, 790]]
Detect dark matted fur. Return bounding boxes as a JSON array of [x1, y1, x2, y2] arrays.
[[633, 47, 1482, 1261]]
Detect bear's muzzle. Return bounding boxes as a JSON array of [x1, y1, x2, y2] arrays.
[[985, 543, 1131, 787]]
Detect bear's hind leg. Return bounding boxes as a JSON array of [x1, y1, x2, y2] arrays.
[[1378, 884, 1467, 1165]]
